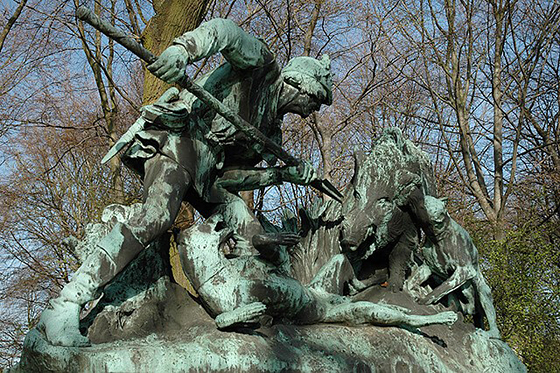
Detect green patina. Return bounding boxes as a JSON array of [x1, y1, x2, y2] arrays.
[[13, 14, 526, 373]]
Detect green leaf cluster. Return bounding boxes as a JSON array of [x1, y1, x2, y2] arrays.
[[474, 223, 560, 372]]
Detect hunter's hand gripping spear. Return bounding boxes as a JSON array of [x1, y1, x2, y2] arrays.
[[76, 6, 343, 203]]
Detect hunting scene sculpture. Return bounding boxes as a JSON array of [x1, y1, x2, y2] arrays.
[[13, 9, 526, 373], [37, 8, 499, 347]]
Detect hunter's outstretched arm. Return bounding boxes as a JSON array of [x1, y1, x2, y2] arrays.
[[148, 18, 274, 84], [216, 163, 316, 192], [173, 18, 274, 69]]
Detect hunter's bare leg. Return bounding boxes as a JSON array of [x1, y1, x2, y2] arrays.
[[39, 155, 192, 346]]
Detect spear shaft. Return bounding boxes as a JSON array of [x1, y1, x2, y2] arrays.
[[76, 6, 343, 202]]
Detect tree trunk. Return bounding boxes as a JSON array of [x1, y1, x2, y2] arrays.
[[142, 0, 209, 105], [141, 0, 210, 290]]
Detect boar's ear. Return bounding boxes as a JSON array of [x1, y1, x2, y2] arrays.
[[350, 149, 367, 186]]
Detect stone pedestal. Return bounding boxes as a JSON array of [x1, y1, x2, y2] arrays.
[[14, 275, 525, 373]]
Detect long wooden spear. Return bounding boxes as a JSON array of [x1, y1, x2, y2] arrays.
[[76, 6, 343, 203]]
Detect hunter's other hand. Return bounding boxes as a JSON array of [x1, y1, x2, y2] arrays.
[[147, 45, 189, 84], [281, 162, 317, 185]]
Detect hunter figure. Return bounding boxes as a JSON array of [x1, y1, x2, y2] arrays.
[[39, 18, 332, 347]]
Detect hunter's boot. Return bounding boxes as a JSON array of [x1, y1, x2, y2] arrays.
[[38, 223, 144, 347]]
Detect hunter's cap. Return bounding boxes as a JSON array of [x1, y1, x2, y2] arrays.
[[282, 54, 333, 105]]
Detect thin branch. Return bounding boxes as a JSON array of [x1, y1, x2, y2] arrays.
[[0, 0, 28, 54]]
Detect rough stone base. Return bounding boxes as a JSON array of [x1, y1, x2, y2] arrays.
[[14, 278, 525, 373]]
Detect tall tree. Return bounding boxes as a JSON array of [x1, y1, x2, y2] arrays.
[[376, 0, 559, 239], [142, 0, 210, 104], [140, 0, 210, 291]]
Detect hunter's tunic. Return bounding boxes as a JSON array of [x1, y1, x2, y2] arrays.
[[123, 19, 283, 205]]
